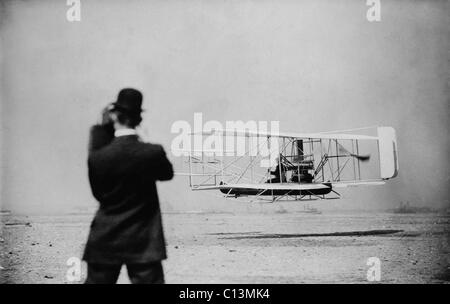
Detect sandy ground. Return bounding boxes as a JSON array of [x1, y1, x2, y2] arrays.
[[1, 210, 449, 284]]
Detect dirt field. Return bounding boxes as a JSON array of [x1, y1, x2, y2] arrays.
[[1, 210, 449, 284]]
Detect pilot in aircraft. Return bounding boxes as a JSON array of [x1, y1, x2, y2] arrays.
[[266, 155, 287, 183]]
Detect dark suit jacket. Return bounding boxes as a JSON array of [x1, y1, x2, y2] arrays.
[[83, 125, 174, 264]]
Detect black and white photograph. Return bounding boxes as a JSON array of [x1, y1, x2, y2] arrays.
[[0, 0, 449, 287]]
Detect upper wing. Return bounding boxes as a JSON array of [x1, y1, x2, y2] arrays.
[[190, 129, 378, 141]]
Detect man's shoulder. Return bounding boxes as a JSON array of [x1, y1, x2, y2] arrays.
[[136, 142, 165, 155]]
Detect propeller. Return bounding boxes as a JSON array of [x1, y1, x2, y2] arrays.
[[350, 153, 371, 161], [338, 144, 371, 162]]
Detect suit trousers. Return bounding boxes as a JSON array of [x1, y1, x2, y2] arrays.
[[84, 261, 164, 284]]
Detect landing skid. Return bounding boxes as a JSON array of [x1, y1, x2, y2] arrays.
[[222, 189, 341, 203]]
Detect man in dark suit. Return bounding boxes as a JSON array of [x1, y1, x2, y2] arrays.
[[83, 88, 174, 284]]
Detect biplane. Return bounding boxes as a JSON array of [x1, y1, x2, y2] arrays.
[[175, 126, 398, 202]]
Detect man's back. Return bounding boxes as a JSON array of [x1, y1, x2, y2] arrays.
[[84, 125, 174, 264]]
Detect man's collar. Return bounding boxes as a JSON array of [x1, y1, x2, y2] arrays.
[[114, 128, 137, 137]]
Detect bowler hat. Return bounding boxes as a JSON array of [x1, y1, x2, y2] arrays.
[[111, 88, 144, 114]]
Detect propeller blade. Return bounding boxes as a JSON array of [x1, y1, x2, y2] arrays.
[[337, 143, 370, 161], [351, 154, 371, 161]]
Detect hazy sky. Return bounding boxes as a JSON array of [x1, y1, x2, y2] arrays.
[[0, 0, 448, 213]]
